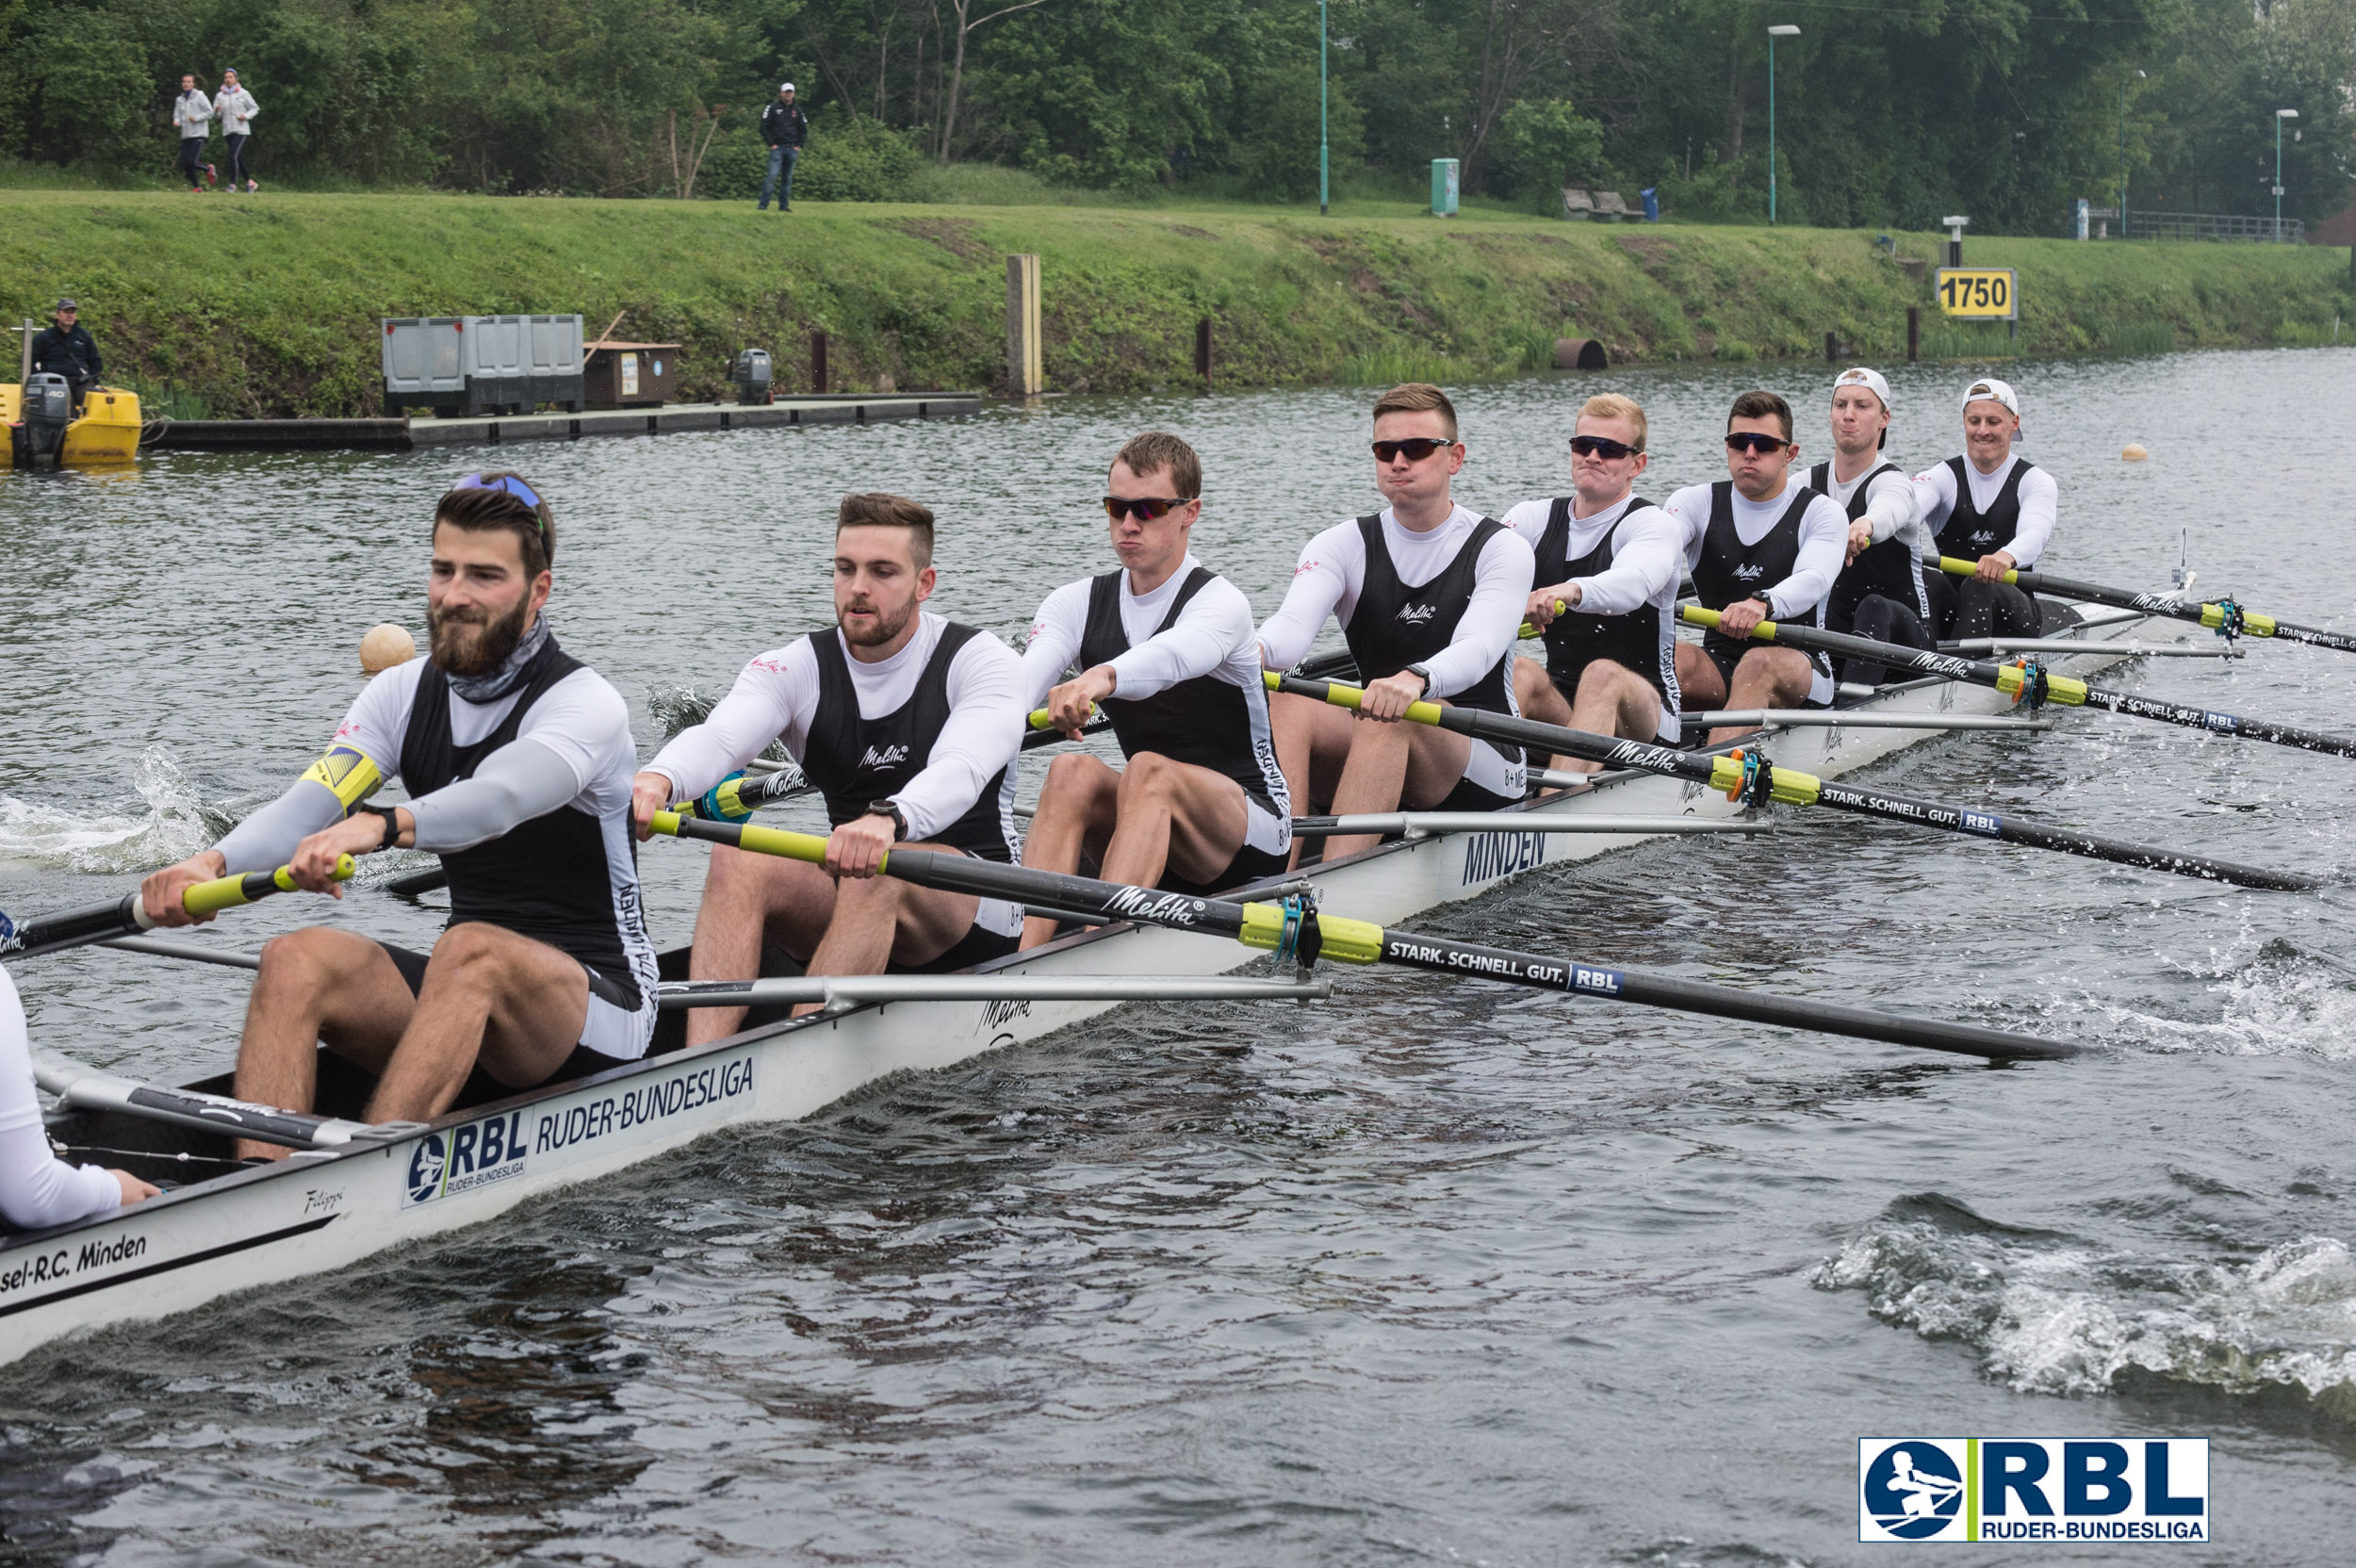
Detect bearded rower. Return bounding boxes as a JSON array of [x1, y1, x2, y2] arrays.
[[1017, 433, 1291, 947], [1808, 367, 1935, 688], [1665, 389, 1849, 744], [1505, 392, 1683, 777], [1914, 376, 2054, 644], [141, 475, 661, 1159], [633, 493, 1025, 1037], [1257, 383, 1534, 863]]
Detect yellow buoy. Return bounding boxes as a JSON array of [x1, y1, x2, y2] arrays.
[[359, 624, 417, 675], [2122, 443, 2149, 462]]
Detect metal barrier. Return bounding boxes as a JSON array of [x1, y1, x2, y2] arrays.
[[2126, 210, 2305, 243]]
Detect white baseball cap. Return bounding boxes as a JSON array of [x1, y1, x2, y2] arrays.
[[1960, 376, 2020, 416], [1831, 366, 1891, 412], [779, 82, 795, 92]]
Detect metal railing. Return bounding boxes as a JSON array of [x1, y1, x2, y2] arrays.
[[2126, 209, 2305, 243]]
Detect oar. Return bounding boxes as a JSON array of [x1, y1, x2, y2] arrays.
[[1266, 672, 2314, 891], [1682, 606, 2356, 760], [1936, 556, 2356, 655], [0, 858, 356, 963], [646, 811, 2078, 1061]]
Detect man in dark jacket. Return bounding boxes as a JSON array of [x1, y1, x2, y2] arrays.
[[29, 299, 103, 406], [758, 83, 809, 212]]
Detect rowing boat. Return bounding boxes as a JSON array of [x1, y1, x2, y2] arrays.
[[0, 598, 2181, 1364]]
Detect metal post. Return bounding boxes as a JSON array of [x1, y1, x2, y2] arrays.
[[2274, 113, 2284, 242], [1006, 253, 1043, 397], [1768, 34, 1777, 225], [1318, 0, 1330, 217], [17, 318, 29, 384], [810, 329, 827, 395], [1907, 305, 1920, 362], [1195, 318, 1212, 387]]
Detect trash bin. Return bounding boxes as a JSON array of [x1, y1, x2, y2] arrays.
[[1431, 158, 1460, 218]]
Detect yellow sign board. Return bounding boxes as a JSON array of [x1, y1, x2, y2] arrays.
[[1936, 268, 2019, 320]]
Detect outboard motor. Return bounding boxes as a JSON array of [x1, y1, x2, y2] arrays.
[[10, 373, 73, 470], [730, 348, 773, 406]]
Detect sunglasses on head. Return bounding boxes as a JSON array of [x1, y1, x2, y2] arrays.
[[1568, 433, 1641, 460], [456, 473, 553, 549], [1103, 495, 1188, 522], [1724, 432, 1792, 456], [1371, 437, 1456, 463]]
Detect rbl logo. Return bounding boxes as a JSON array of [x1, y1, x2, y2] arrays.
[[1858, 1438, 2209, 1544]]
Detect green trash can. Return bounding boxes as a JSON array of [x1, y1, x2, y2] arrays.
[[1432, 158, 1460, 217]]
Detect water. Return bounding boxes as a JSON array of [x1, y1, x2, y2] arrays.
[[3, 350, 2354, 1563]]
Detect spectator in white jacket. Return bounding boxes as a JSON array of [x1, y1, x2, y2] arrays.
[[214, 69, 259, 192], [172, 74, 214, 191]]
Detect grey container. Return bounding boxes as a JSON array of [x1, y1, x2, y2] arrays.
[[382, 318, 466, 414], [382, 314, 583, 417]]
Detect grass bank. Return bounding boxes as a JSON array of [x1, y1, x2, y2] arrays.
[[2, 189, 2348, 417]]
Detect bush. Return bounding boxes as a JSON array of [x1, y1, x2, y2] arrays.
[[694, 113, 920, 204], [1494, 98, 1604, 210]]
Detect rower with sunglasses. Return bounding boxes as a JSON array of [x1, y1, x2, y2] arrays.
[[1504, 392, 1685, 776], [1913, 376, 2053, 645], [1015, 433, 1291, 946], [1809, 367, 1937, 687], [633, 493, 1027, 1038], [1257, 383, 1535, 865], [1664, 389, 1850, 744], [140, 473, 662, 1159]]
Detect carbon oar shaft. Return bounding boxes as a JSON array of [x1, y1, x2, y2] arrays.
[[1685, 606, 2356, 760], [1936, 556, 2356, 656], [1267, 673, 2314, 891], [648, 812, 2076, 1060], [0, 858, 355, 963]]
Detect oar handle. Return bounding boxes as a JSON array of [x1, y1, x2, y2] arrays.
[[1678, 604, 2091, 706], [1936, 553, 2021, 585], [1262, 668, 1448, 727], [1515, 599, 1568, 640], [4, 856, 355, 962], [170, 858, 357, 923], [1027, 704, 1103, 731]]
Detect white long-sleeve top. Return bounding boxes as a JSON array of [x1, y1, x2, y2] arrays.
[[1501, 495, 1684, 617], [1254, 504, 1534, 696], [213, 87, 259, 135], [647, 613, 1024, 842], [1818, 463, 1927, 554], [1022, 555, 1262, 707], [172, 90, 213, 136], [1663, 482, 1849, 618], [0, 970, 122, 1230], [1912, 453, 2057, 566]]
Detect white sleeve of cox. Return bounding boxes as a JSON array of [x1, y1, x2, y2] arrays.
[[1765, 494, 1852, 619], [1108, 577, 1253, 699], [645, 642, 818, 800], [1572, 507, 1683, 617], [2006, 465, 2058, 567], [212, 660, 419, 874], [1253, 521, 1362, 671], [1020, 580, 1090, 710], [1862, 468, 1920, 546], [892, 632, 1023, 842], [1418, 526, 1535, 697]]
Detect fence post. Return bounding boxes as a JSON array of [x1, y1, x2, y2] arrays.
[[1906, 306, 1921, 363], [1195, 317, 1212, 387], [1006, 254, 1043, 397], [1824, 331, 1838, 363], [810, 329, 828, 395]]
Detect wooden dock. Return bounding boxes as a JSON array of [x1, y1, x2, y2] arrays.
[[142, 393, 985, 453]]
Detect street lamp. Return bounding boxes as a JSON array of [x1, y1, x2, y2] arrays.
[[2119, 70, 2144, 239], [1318, 0, 1329, 216], [1767, 24, 1800, 225], [2274, 108, 2298, 241]]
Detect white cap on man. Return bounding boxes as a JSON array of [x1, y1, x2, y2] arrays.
[[1831, 366, 1891, 412], [1960, 376, 2020, 416], [780, 82, 794, 92]]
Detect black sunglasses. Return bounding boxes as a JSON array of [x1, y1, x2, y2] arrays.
[[1371, 437, 1457, 463], [1103, 495, 1188, 521], [1569, 434, 1642, 460], [1724, 432, 1792, 456]]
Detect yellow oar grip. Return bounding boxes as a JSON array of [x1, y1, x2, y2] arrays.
[[1264, 670, 1448, 727], [1937, 554, 2020, 585], [652, 809, 848, 870], [1678, 605, 1780, 641], [181, 856, 356, 917], [1027, 704, 1103, 731], [1515, 600, 1567, 640], [1237, 903, 1385, 966]]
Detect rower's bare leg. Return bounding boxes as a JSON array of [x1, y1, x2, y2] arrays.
[[1320, 715, 1471, 859], [1708, 646, 1815, 745], [362, 922, 589, 1127], [230, 927, 416, 1162], [1676, 643, 1727, 713], [1562, 661, 1665, 775], [1268, 691, 1355, 868], [793, 848, 983, 1017], [684, 845, 839, 1046], [1020, 753, 1121, 949], [1102, 752, 1249, 888]]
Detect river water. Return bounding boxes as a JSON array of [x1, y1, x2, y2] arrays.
[[1, 349, 2353, 1564]]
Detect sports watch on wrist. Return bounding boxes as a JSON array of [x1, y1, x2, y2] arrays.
[[867, 800, 909, 840], [1403, 663, 1434, 696], [357, 805, 401, 851]]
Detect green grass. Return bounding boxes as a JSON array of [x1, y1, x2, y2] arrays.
[[0, 188, 2346, 416]]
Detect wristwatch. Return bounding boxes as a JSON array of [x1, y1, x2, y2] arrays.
[[356, 804, 402, 851], [866, 800, 909, 840], [1746, 592, 1775, 610], [1403, 663, 1434, 696]]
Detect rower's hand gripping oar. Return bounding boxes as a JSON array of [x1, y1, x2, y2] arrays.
[[645, 811, 2076, 1061], [0, 858, 357, 963], [1936, 556, 2356, 657], [1265, 671, 2314, 891], [1684, 604, 2356, 760]]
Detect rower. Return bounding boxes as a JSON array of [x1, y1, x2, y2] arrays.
[[1665, 389, 1849, 744], [632, 493, 1025, 1037], [1017, 432, 1291, 947], [1256, 383, 1533, 863], [140, 474, 662, 1160], [1914, 376, 2054, 643], [0, 967, 156, 1224], [1504, 392, 1683, 777], [1809, 367, 1934, 687]]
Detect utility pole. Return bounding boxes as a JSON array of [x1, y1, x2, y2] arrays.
[[1767, 25, 1799, 225], [2274, 108, 2298, 241], [1319, 0, 1330, 216], [2119, 71, 2143, 238]]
